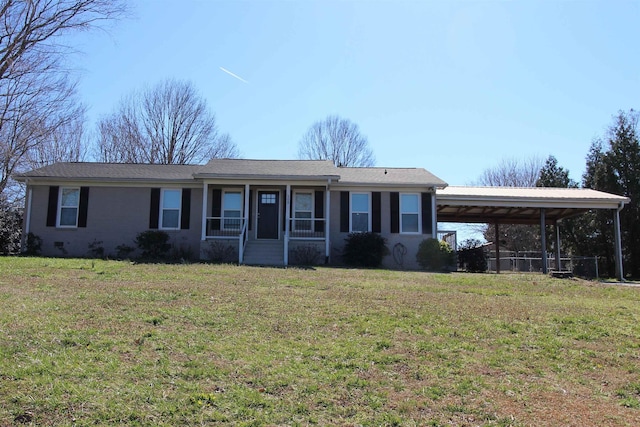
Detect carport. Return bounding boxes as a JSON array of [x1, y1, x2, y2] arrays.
[[436, 187, 630, 280]]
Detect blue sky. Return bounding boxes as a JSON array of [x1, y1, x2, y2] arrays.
[[73, 0, 640, 188]]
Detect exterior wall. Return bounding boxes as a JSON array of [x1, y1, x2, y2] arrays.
[[27, 185, 203, 258], [329, 189, 435, 270]]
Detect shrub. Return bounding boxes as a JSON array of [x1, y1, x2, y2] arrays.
[[0, 203, 22, 254], [87, 239, 105, 258], [457, 239, 488, 273], [115, 244, 135, 260], [343, 232, 388, 268], [204, 240, 236, 263], [24, 232, 42, 256], [292, 244, 322, 266], [416, 238, 455, 272], [135, 230, 171, 260]]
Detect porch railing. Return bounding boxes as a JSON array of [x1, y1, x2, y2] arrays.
[[288, 218, 326, 239], [205, 216, 246, 238]]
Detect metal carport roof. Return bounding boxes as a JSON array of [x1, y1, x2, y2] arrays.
[[436, 186, 629, 225]]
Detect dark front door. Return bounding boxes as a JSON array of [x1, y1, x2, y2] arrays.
[[257, 191, 279, 239]]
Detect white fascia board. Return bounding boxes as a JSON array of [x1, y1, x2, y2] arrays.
[[20, 178, 201, 188], [437, 195, 628, 210]]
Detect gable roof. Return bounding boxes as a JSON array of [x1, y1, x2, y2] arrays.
[[335, 167, 447, 188], [194, 159, 340, 180]]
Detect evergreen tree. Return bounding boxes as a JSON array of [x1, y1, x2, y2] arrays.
[[582, 110, 640, 278]]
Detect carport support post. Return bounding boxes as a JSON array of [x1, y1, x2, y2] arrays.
[[540, 209, 548, 274], [614, 206, 624, 281], [494, 222, 500, 274], [555, 221, 561, 271]]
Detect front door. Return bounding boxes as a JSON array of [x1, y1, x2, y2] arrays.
[[257, 191, 279, 239]]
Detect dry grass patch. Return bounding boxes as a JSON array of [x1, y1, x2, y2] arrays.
[[0, 257, 639, 426]]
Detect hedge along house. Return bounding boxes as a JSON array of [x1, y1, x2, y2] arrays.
[[15, 159, 447, 269]]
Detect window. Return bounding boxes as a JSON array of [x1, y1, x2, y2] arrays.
[[161, 189, 181, 229], [223, 191, 242, 229], [293, 192, 313, 231], [350, 192, 370, 232], [58, 187, 80, 227], [260, 193, 276, 204], [400, 193, 420, 233]]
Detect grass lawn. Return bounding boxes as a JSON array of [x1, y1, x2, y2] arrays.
[[1, 257, 639, 426]]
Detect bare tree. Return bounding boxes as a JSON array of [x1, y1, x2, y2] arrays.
[[477, 156, 544, 187], [476, 156, 545, 253], [0, 0, 127, 199], [26, 106, 88, 168], [298, 115, 375, 167], [96, 79, 240, 164]]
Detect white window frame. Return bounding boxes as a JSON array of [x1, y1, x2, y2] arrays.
[[57, 187, 80, 228], [222, 189, 243, 230], [160, 188, 182, 230], [400, 193, 421, 234], [350, 192, 371, 233], [293, 191, 314, 232]]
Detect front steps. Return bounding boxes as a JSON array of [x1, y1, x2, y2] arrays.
[[242, 240, 285, 266]]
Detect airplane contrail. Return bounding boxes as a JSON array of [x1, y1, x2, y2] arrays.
[[219, 67, 248, 83]]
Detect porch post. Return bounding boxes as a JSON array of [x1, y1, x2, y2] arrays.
[[540, 209, 547, 274], [431, 189, 437, 238], [614, 206, 624, 281], [201, 183, 208, 240], [325, 181, 331, 264], [284, 184, 291, 266], [244, 184, 250, 228], [555, 221, 561, 271], [494, 222, 500, 274]]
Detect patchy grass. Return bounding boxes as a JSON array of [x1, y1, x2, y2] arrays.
[[1, 257, 640, 426]]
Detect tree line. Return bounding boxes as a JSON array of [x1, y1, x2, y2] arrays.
[[478, 109, 640, 278]]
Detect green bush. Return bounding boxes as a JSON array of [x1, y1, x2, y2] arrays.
[[416, 238, 455, 272], [343, 232, 388, 267], [135, 230, 171, 260], [457, 239, 487, 272]]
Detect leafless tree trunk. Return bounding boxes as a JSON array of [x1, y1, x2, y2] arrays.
[[96, 79, 240, 164], [0, 0, 127, 200], [298, 115, 375, 167]]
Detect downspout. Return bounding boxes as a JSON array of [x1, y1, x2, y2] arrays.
[[325, 178, 331, 264], [614, 203, 625, 281]]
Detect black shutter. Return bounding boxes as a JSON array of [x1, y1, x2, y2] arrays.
[[78, 187, 89, 228], [340, 191, 349, 232], [180, 189, 191, 230], [390, 192, 399, 233], [248, 190, 253, 231], [314, 190, 324, 232], [372, 192, 381, 233], [149, 188, 160, 229], [46, 186, 59, 227], [422, 192, 433, 234], [211, 189, 221, 230]]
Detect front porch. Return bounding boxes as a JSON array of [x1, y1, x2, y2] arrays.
[[199, 182, 331, 266]]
